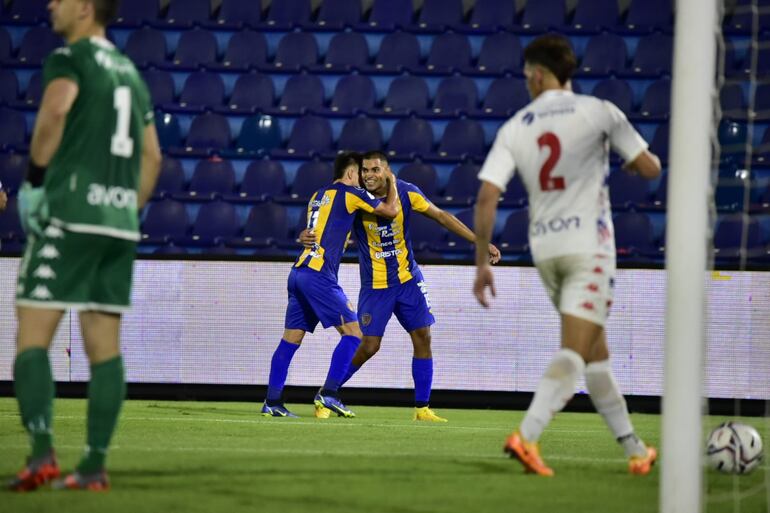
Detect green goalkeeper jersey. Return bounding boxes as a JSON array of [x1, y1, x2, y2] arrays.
[[42, 36, 153, 241]]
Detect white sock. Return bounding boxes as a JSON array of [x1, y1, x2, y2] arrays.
[[585, 360, 647, 458], [520, 348, 585, 443]]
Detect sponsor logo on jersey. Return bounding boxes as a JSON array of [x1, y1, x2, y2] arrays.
[[531, 216, 581, 236], [375, 249, 404, 259], [87, 183, 137, 210], [32, 265, 56, 280], [30, 285, 53, 300], [37, 244, 60, 259], [368, 223, 401, 238], [310, 194, 331, 208]]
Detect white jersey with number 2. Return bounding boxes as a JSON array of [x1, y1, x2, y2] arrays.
[[478, 90, 648, 262]]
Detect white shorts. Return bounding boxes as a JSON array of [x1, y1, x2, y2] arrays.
[[535, 253, 616, 327]]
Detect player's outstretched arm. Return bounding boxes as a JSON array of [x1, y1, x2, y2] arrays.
[[420, 202, 501, 264], [30, 78, 79, 169], [372, 170, 400, 219], [623, 149, 661, 180], [473, 181, 503, 307], [138, 123, 162, 209]]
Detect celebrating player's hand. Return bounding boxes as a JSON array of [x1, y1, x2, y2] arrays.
[[298, 228, 316, 248], [473, 264, 496, 308], [488, 243, 501, 264], [0, 189, 7, 211]]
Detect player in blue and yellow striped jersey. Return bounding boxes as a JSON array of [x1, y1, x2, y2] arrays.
[[303, 151, 500, 421], [261, 153, 399, 418]]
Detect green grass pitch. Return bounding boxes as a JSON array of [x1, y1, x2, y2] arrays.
[[1, 399, 767, 513]]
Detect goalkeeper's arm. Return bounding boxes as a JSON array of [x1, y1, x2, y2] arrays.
[[28, 78, 79, 183]]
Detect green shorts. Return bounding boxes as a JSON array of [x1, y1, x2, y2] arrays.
[[16, 224, 137, 313]]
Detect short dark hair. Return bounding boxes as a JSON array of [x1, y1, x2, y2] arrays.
[[333, 152, 361, 180], [523, 35, 576, 85], [361, 150, 388, 164], [91, 0, 121, 26]]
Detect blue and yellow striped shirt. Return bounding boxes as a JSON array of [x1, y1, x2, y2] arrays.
[[354, 180, 431, 289], [295, 183, 381, 278]]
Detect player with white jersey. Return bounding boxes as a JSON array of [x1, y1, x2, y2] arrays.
[[473, 35, 662, 477]]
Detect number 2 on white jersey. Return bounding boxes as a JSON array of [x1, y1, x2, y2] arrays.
[[537, 132, 565, 191], [111, 86, 134, 158]]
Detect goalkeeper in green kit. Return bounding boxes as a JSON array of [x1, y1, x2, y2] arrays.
[[8, 0, 161, 491]]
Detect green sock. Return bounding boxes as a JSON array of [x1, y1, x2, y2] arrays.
[[77, 356, 126, 474], [13, 347, 55, 459]]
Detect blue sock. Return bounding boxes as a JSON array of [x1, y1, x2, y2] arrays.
[[340, 363, 361, 387], [322, 335, 361, 394], [266, 339, 300, 404], [412, 357, 433, 408]]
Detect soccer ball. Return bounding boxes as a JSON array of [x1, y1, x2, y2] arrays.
[[706, 421, 764, 474]]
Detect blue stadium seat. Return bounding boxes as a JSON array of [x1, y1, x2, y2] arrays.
[[425, 32, 472, 73], [409, 212, 445, 252], [228, 160, 287, 202], [152, 243, 188, 255], [625, 33, 673, 77], [158, 0, 211, 27], [272, 115, 333, 158], [319, 32, 369, 72], [265, 0, 312, 29], [434, 209, 474, 252], [623, 0, 673, 32], [13, 71, 42, 109], [439, 162, 480, 206], [280, 160, 334, 203], [0, 196, 23, 246], [363, 0, 414, 30], [370, 31, 420, 73], [429, 76, 478, 116], [272, 74, 325, 115], [114, 0, 160, 26], [497, 209, 530, 254], [499, 174, 528, 208], [317, 0, 362, 29], [592, 79, 634, 116], [608, 170, 651, 210], [468, 0, 516, 30], [327, 75, 376, 115], [478, 77, 528, 118], [214, 30, 268, 71], [168, 71, 225, 113], [12, 26, 62, 66], [398, 162, 439, 198], [336, 116, 383, 153], [571, 0, 620, 31], [141, 199, 189, 245], [435, 119, 486, 161], [181, 112, 231, 156], [6, 0, 47, 24], [229, 202, 289, 248], [720, 83, 747, 119], [209, 0, 262, 28], [124, 27, 167, 67], [183, 201, 240, 246], [0, 153, 26, 194], [167, 29, 217, 69], [650, 123, 670, 164], [725, 0, 770, 33], [175, 159, 236, 201], [269, 32, 319, 71], [152, 158, 186, 199], [578, 33, 627, 76], [636, 78, 671, 121], [0, 27, 11, 61], [614, 212, 656, 258], [416, 0, 463, 31], [713, 214, 763, 262], [521, 0, 566, 31], [757, 44, 770, 78], [155, 112, 182, 149], [0, 108, 26, 151], [0, 69, 18, 105], [755, 83, 770, 120], [142, 69, 175, 106], [221, 73, 274, 114], [232, 114, 282, 156], [475, 32, 522, 75], [387, 117, 434, 159], [381, 76, 429, 115]]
